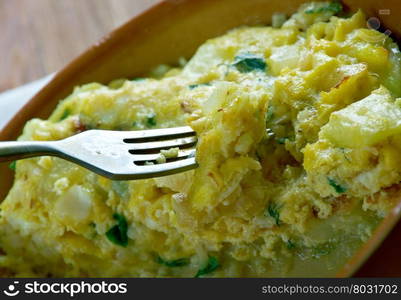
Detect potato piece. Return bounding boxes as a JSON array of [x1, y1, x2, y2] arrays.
[[320, 87, 401, 148], [54, 185, 92, 225]]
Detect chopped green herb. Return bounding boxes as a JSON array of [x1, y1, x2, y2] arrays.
[[188, 83, 211, 89], [233, 54, 266, 73], [327, 177, 347, 194], [59, 108, 71, 121], [106, 213, 128, 247], [276, 137, 287, 144], [311, 241, 335, 259], [305, 2, 342, 15], [286, 240, 296, 250], [8, 161, 16, 171], [195, 256, 220, 278], [156, 256, 190, 267], [146, 114, 157, 127], [266, 105, 275, 123], [266, 202, 281, 226]]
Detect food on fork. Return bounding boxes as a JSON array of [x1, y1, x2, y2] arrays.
[[1, 1, 401, 277]]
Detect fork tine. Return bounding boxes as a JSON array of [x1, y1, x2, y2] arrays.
[[133, 157, 198, 178], [132, 148, 195, 162], [123, 126, 195, 142], [45, 126, 199, 181], [130, 136, 197, 151]]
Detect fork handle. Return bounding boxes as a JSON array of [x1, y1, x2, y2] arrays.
[[0, 141, 59, 163]]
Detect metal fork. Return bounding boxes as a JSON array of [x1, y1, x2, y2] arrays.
[[0, 126, 197, 180]]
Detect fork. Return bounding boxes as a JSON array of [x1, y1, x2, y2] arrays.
[[0, 126, 197, 180]]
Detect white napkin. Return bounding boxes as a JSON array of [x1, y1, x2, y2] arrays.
[[0, 74, 54, 130]]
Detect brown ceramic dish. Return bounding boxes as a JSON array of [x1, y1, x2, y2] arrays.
[[1, 0, 401, 277]]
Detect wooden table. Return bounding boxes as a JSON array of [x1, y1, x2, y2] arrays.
[[0, 0, 159, 92]]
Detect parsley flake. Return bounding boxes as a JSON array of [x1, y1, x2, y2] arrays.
[[233, 54, 267, 73], [106, 213, 129, 247], [195, 256, 220, 277], [156, 256, 190, 268]]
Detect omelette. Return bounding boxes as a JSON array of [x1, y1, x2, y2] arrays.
[[1, 1, 401, 277]]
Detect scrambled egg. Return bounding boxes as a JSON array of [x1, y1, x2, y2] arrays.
[[1, 2, 401, 277]]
